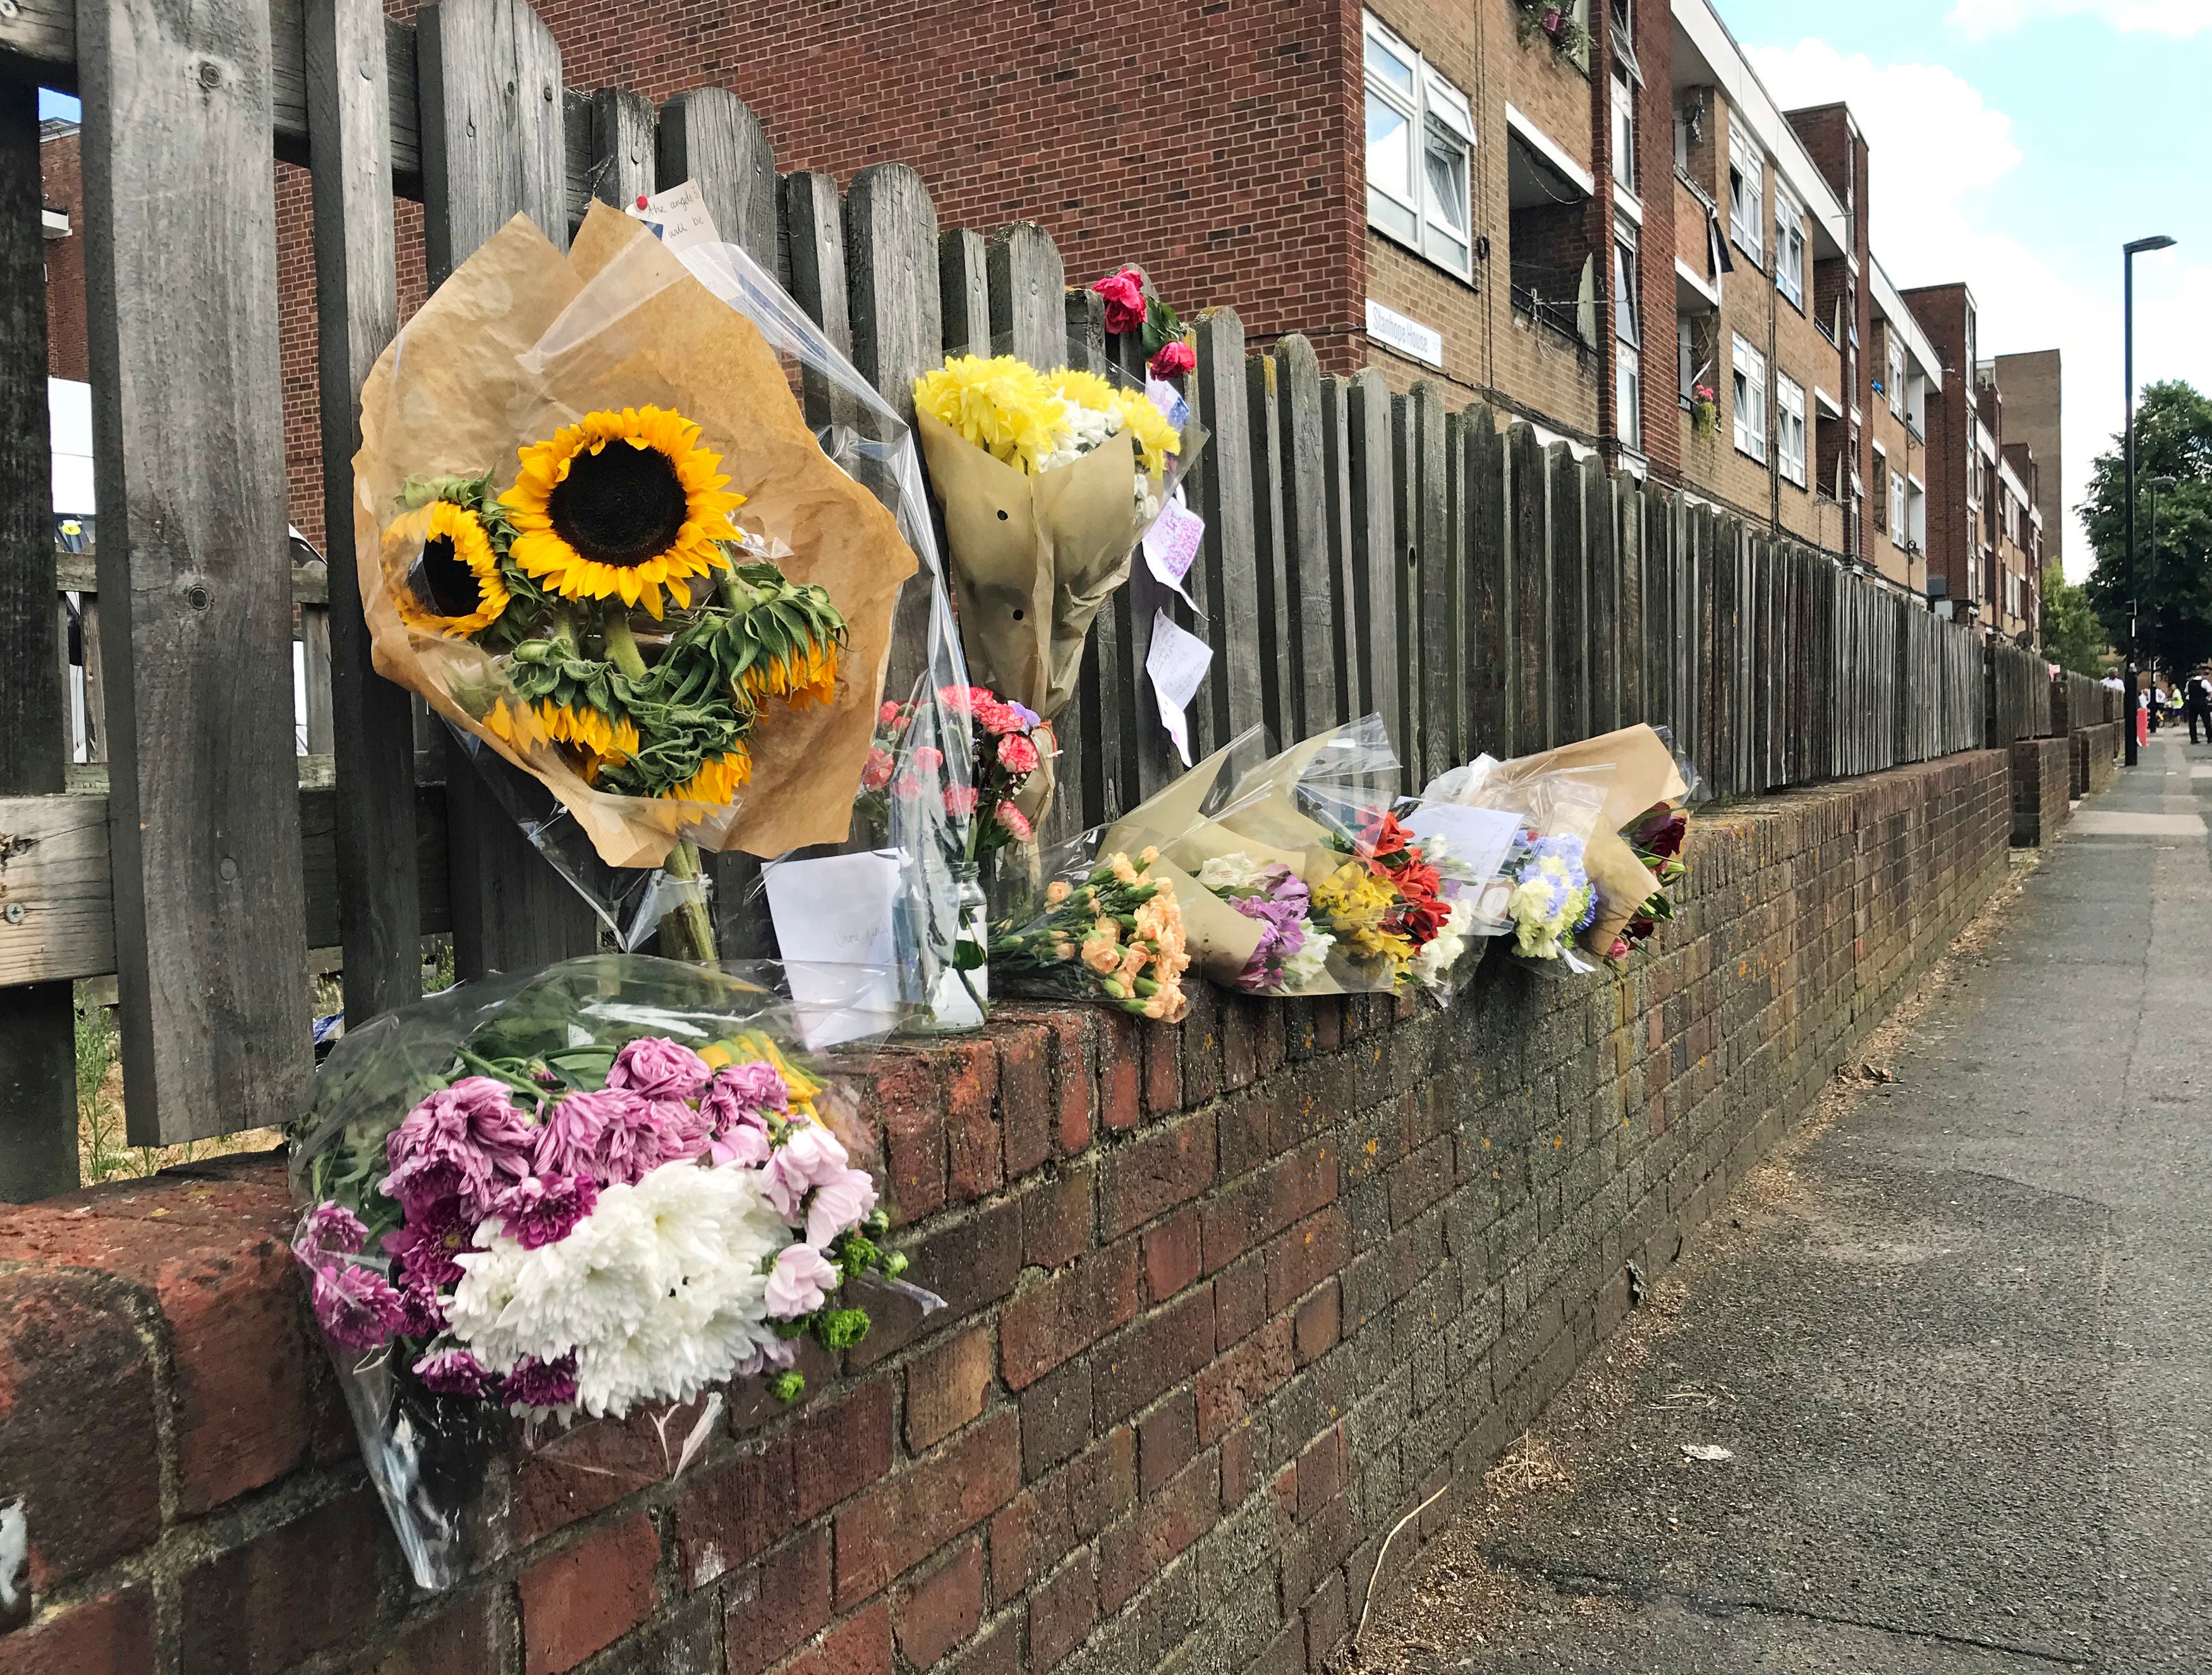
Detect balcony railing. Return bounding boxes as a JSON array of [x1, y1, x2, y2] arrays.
[[1511, 284, 1590, 353]]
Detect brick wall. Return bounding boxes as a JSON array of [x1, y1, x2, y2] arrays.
[[40, 124, 88, 385], [0, 751, 2015, 1675], [2070, 720, 2120, 799], [2008, 735, 2069, 847]]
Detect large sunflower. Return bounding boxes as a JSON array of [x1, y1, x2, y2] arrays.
[[501, 406, 746, 620], [392, 499, 510, 635]]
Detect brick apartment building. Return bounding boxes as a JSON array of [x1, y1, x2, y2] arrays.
[[38, 0, 2057, 643]]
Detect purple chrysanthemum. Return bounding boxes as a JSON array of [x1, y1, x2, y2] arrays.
[[294, 1201, 368, 1262], [488, 1173, 599, 1250], [413, 1347, 495, 1397], [382, 1076, 538, 1219], [307, 1260, 409, 1351], [502, 1351, 580, 1410], [605, 1036, 711, 1103]]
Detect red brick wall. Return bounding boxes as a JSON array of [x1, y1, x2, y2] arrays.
[[0, 751, 2016, 1675], [39, 126, 88, 385]]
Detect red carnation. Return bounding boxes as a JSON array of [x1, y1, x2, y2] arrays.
[[1148, 339, 1195, 380], [1092, 267, 1148, 336]]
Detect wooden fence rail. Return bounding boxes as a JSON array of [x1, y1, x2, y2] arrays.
[[0, 0, 2094, 1192]]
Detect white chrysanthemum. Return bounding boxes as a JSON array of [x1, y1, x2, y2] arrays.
[[1198, 851, 1273, 893], [449, 1161, 788, 1417], [1280, 925, 1335, 992]]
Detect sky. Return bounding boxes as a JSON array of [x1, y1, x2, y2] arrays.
[[1716, 0, 2211, 579]]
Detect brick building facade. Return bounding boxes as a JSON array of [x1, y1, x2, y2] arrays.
[[37, 0, 2059, 642]]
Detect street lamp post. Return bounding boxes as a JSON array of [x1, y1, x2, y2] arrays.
[[2124, 233, 2177, 766]]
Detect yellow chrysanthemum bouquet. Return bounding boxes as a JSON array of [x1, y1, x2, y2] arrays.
[[910, 347, 1206, 758], [355, 204, 923, 955]]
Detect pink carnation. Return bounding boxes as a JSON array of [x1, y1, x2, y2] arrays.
[[763, 1120, 853, 1223], [911, 745, 945, 773], [606, 1036, 710, 1103], [861, 747, 895, 791], [944, 784, 980, 818], [995, 801, 1035, 843], [997, 733, 1041, 775], [806, 1167, 880, 1250], [892, 771, 927, 801], [975, 700, 1024, 737], [765, 1243, 841, 1319], [878, 699, 902, 726]]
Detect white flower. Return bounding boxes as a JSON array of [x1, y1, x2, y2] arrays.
[[1411, 899, 1476, 990], [1198, 851, 1272, 892], [448, 1160, 789, 1417], [1280, 925, 1335, 993]]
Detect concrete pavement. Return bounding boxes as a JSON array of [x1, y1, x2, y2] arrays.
[[1364, 735, 2212, 1674]]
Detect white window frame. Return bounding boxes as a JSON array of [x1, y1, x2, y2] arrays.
[[1363, 15, 1475, 282], [1887, 333, 1905, 420], [1890, 461, 1907, 546], [1727, 128, 1763, 267], [1610, 70, 1636, 195], [1731, 333, 1766, 462], [1775, 372, 1806, 487], [1774, 191, 1804, 311]]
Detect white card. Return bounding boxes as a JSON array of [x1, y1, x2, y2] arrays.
[[1142, 495, 1206, 610], [1146, 377, 1191, 430], [762, 850, 904, 1049], [624, 179, 722, 255], [1402, 802, 1524, 885], [1145, 610, 1213, 768]]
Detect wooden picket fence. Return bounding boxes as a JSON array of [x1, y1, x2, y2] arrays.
[[0, 0, 2091, 1195]]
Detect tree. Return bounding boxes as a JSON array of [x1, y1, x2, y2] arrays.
[[2041, 566, 2110, 677], [2082, 380, 2212, 677]]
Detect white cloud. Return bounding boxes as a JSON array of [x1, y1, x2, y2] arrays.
[[1948, 0, 2212, 39], [1748, 39, 2209, 579]]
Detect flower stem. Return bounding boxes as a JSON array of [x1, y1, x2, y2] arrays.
[[658, 838, 721, 967], [601, 612, 650, 680], [453, 1047, 547, 1096]]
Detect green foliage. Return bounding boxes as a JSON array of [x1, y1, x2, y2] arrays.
[[2041, 567, 2110, 678], [2082, 380, 2212, 675]]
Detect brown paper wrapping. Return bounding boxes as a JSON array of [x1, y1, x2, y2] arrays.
[[1459, 725, 1687, 952], [354, 205, 918, 868], [914, 413, 1138, 720]]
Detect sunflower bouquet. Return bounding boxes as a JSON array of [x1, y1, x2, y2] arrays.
[[288, 955, 917, 1589], [987, 847, 1192, 1021], [909, 349, 1207, 772], [355, 203, 920, 926]]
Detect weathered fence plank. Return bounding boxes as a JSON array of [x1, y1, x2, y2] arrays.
[[1275, 338, 1337, 737], [1508, 428, 1551, 757], [1346, 371, 1399, 769], [1244, 350, 1296, 752], [583, 85, 653, 210], [1583, 457, 1619, 738], [309, 0, 420, 1025], [657, 88, 776, 272], [1462, 406, 1510, 756], [1549, 447, 1587, 750], [81, 0, 314, 1141], [1404, 384, 1449, 785], [1191, 308, 1263, 754], [418, 0, 596, 982], [0, 85, 75, 1197]]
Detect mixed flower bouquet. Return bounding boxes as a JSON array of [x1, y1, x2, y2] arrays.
[[291, 956, 912, 1588], [910, 346, 1206, 769], [355, 204, 920, 905], [1602, 803, 1691, 962], [1313, 811, 1467, 992], [988, 847, 1192, 1020], [863, 682, 1050, 862], [1502, 833, 1600, 963], [1194, 854, 1336, 994]]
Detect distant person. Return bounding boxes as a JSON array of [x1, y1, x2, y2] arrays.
[[2191, 677, 2212, 746]]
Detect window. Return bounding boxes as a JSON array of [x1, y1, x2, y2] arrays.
[[1727, 129, 1762, 265], [1614, 235, 1641, 448], [1776, 373, 1806, 487], [1364, 15, 1475, 279], [1732, 334, 1766, 461], [1871, 452, 1888, 531], [1610, 71, 1636, 195], [1773, 191, 1804, 310], [1890, 464, 1907, 545], [1887, 332, 1905, 420]]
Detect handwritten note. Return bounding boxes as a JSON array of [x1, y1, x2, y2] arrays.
[[1146, 611, 1213, 768], [624, 179, 723, 255], [762, 850, 904, 1048], [1142, 495, 1206, 610], [1402, 802, 1524, 887]]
